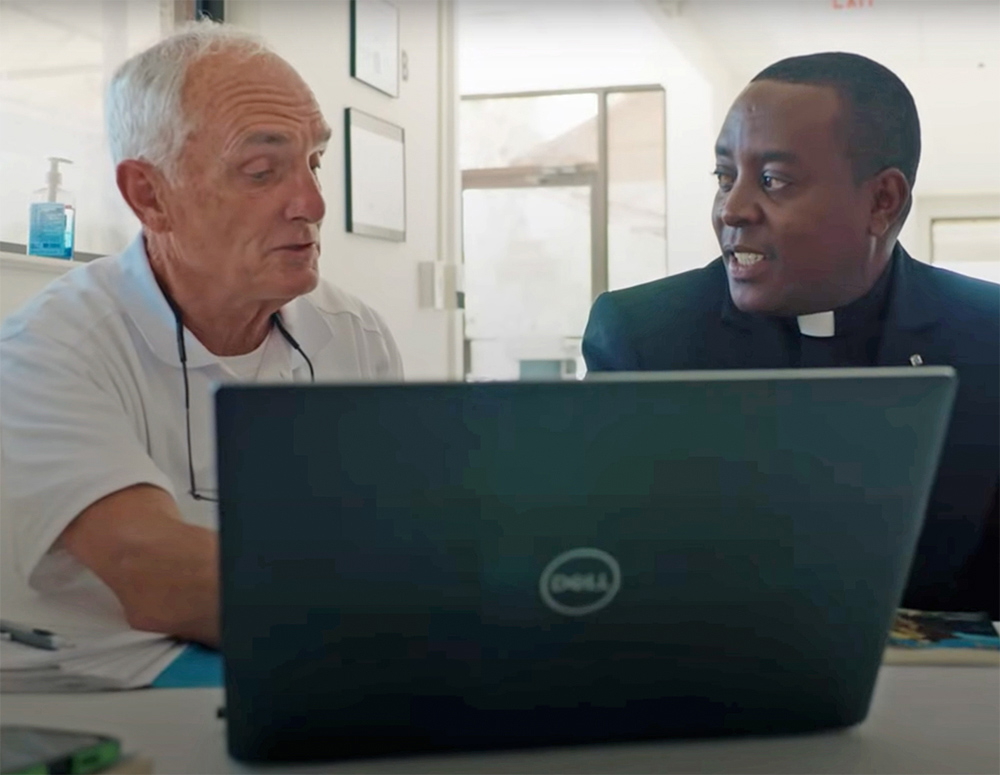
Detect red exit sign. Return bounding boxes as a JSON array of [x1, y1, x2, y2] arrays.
[[832, 0, 874, 7]]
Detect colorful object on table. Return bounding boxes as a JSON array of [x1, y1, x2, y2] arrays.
[[883, 608, 1000, 666], [151, 643, 223, 688]]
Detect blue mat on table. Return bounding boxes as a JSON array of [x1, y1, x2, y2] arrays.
[[151, 643, 223, 688]]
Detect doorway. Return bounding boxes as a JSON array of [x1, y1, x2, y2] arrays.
[[460, 87, 666, 380]]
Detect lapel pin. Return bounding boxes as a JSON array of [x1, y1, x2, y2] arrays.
[[909, 354, 924, 366]]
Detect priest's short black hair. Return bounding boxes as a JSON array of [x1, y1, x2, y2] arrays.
[[752, 52, 921, 190]]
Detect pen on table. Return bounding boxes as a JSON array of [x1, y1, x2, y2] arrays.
[[0, 619, 75, 651]]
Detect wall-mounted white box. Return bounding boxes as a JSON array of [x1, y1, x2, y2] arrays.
[[417, 261, 463, 310]]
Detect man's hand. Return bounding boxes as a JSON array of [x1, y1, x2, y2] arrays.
[[59, 484, 219, 647]]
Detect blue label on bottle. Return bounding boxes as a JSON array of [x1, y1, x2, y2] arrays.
[[28, 203, 74, 259]]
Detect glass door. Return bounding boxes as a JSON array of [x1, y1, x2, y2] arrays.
[[462, 170, 595, 380], [459, 87, 666, 380]]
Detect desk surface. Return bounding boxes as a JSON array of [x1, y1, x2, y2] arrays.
[[1, 666, 998, 774]]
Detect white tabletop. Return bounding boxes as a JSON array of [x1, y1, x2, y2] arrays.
[[1, 665, 998, 774]]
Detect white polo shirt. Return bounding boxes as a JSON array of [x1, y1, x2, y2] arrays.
[[0, 234, 403, 614]]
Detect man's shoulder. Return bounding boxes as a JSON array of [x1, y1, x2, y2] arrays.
[[915, 260, 999, 313], [908, 258, 1000, 336], [302, 279, 391, 336], [0, 254, 125, 350], [600, 258, 726, 327], [298, 279, 402, 379]]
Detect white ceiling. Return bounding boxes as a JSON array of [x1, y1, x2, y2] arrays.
[[673, 0, 999, 82], [670, 0, 1000, 192]]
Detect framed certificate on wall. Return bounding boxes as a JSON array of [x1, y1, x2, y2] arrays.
[[345, 108, 406, 242], [350, 0, 399, 97]]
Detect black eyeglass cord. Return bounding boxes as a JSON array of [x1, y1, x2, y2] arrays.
[[270, 312, 316, 382], [164, 294, 315, 502]]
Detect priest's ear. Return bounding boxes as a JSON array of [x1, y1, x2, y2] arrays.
[[867, 167, 911, 239]]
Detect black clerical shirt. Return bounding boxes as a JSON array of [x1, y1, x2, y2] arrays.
[[726, 254, 896, 368]]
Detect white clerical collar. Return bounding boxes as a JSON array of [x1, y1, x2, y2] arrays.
[[797, 311, 835, 338]]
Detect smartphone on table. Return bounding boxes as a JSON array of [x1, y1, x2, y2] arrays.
[[0, 726, 120, 775]]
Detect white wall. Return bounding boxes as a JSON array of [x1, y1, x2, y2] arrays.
[[458, 0, 725, 277]]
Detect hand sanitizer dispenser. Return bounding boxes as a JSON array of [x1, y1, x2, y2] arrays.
[[28, 157, 76, 259]]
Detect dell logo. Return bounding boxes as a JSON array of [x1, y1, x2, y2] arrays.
[[539, 548, 621, 616]]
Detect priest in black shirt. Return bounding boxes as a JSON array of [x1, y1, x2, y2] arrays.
[[582, 52, 999, 618]]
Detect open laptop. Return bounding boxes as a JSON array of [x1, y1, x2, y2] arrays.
[[216, 367, 956, 763]]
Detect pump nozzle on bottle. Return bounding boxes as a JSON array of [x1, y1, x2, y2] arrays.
[[46, 157, 73, 203]]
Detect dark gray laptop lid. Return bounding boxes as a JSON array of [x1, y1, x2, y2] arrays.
[[216, 368, 956, 762]]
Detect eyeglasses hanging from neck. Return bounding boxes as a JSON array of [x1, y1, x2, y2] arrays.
[[163, 293, 315, 503]]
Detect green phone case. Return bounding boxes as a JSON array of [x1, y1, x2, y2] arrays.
[[2, 728, 120, 775]]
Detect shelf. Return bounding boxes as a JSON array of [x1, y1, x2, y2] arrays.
[[0, 251, 79, 276]]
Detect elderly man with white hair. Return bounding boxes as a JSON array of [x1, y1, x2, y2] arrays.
[[0, 21, 402, 647]]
